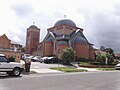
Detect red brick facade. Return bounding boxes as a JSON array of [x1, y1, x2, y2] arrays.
[[74, 43, 89, 59], [0, 34, 11, 49]]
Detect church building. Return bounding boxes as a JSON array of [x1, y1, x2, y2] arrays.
[[35, 19, 94, 60]]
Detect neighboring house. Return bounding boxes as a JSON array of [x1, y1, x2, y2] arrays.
[[35, 19, 94, 60], [95, 49, 106, 56], [0, 34, 22, 62], [11, 40, 22, 52], [0, 34, 11, 49], [115, 54, 120, 60]]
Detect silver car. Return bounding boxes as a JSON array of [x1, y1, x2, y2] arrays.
[[31, 56, 42, 63], [115, 62, 120, 70]]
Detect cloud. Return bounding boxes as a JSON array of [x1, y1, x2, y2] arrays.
[[78, 5, 120, 53], [11, 3, 33, 18], [6, 27, 26, 46]]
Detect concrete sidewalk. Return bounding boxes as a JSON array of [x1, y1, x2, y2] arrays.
[[77, 67, 101, 72], [30, 69, 63, 74], [71, 62, 101, 72], [30, 67, 101, 74]]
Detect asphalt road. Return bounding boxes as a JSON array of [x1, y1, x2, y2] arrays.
[[1, 71, 120, 90]]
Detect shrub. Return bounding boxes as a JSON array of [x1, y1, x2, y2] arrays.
[[61, 47, 74, 65], [8, 56, 15, 62]]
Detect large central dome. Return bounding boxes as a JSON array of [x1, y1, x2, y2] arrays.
[[54, 19, 76, 27]]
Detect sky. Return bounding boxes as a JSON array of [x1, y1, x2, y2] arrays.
[[0, 0, 120, 53]]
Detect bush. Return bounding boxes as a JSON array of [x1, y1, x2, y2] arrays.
[[91, 62, 100, 65], [8, 56, 15, 62], [61, 47, 74, 65]]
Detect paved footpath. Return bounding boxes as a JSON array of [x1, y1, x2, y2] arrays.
[[77, 67, 101, 72]]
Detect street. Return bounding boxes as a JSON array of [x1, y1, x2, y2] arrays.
[[0, 71, 120, 90]]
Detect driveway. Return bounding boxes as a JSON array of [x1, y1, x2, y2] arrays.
[[30, 62, 65, 74], [30, 62, 65, 69]]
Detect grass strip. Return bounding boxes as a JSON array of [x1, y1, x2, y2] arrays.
[[97, 68, 115, 71], [50, 67, 87, 72]]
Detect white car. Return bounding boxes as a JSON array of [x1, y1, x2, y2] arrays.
[[22, 54, 31, 60], [0, 54, 24, 76], [31, 56, 42, 62], [115, 61, 120, 70]]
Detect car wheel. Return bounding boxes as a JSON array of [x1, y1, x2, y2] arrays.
[[13, 68, 21, 76]]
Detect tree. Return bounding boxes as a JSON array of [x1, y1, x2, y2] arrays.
[[100, 46, 105, 51], [95, 53, 114, 65], [95, 55, 106, 65], [61, 47, 74, 65], [106, 53, 114, 65], [105, 48, 114, 55], [21, 47, 25, 52]]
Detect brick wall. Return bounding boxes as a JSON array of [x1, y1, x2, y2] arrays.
[[75, 43, 89, 59], [44, 42, 53, 56], [0, 34, 11, 49]]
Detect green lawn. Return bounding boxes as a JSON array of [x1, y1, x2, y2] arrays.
[[50, 67, 87, 72], [96, 68, 115, 71], [79, 62, 90, 65]]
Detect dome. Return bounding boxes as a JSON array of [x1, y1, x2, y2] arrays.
[[74, 37, 87, 44], [58, 41, 68, 45], [29, 25, 39, 29], [54, 19, 76, 27]]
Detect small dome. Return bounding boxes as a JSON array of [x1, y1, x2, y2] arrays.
[[58, 41, 68, 45], [29, 25, 39, 29], [74, 37, 87, 44], [54, 19, 76, 27]]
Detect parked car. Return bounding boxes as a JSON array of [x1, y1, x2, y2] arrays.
[[43, 57, 59, 64], [41, 57, 49, 62], [115, 61, 120, 70], [0, 54, 24, 76], [25, 55, 34, 60], [31, 56, 42, 63], [22, 54, 31, 60]]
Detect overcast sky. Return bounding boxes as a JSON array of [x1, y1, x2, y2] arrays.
[[0, 0, 120, 53]]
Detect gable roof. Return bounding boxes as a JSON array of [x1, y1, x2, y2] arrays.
[[43, 32, 55, 42], [0, 34, 20, 45], [0, 34, 10, 41]]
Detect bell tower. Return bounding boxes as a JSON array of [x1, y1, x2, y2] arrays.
[[25, 24, 40, 54]]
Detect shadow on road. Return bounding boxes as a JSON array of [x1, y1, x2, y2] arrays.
[[0, 74, 22, 79]]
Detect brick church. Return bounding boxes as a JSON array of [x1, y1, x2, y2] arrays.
[[25, 19, 94, 60]]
